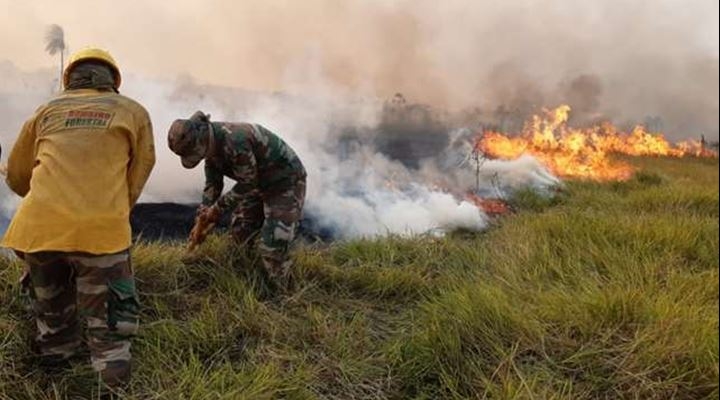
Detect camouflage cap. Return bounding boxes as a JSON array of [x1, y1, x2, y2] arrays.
[[167, 111, 210, 169]]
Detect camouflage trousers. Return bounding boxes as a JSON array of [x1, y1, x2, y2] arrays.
[[231, 178, 306, 282], [22, 249, 139, 385]]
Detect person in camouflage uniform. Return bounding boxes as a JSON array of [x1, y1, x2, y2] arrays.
[[2, 48, 155, 390], [168, 111, 306, 287]]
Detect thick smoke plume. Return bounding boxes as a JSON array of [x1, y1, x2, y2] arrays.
[[0, 0, 717, 140]]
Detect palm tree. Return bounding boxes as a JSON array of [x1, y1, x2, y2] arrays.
[[45, 24, 66, 91]]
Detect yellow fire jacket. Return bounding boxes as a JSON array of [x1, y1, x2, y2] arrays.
[[2, 89, 156, 254]]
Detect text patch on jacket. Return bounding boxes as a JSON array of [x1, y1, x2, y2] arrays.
[[64, 110, 114, 129]]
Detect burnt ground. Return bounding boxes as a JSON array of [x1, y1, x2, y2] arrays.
[[130, 203, 334, 243], [130, 203, 200, 241], [0, 203, 332, 245]]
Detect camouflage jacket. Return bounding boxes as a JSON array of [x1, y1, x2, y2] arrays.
[[202, 122, 306, 211]]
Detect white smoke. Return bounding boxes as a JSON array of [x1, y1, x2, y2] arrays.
[[1, 63, 560, 238]]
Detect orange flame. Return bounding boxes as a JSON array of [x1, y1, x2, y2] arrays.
[[477, 105, 716, 180], [465, 193, 511, 216]]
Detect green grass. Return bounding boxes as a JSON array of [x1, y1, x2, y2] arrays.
[[0, 156, 717, 399]]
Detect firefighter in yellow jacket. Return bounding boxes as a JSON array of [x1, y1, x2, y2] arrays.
[[1, 48, 155, 389]]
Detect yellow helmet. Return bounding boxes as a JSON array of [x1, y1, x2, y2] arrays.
[[63, 47, 121, 89]]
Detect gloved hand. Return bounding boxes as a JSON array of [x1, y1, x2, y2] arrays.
[[197, 204, 221, 224], [187, 204, 222, 252]]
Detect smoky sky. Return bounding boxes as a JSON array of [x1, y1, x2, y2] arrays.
[[0, 0, 718, 139]]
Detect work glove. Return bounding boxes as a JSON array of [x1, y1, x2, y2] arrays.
[[197, 204, 221, 224], [187, 203, 222, 253]]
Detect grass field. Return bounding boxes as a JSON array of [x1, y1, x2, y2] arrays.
[[0, 156, 718, 399]]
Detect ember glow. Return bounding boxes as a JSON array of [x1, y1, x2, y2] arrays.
[[465, 193, 511, 216], [477, 105, 717, 180]]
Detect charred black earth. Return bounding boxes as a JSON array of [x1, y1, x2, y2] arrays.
[[130, 203, 334, 243]]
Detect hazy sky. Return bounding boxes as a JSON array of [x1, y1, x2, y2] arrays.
[[1, 0, 716, 88], [0, 0, 718, 137]]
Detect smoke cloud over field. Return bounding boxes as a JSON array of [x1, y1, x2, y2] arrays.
[[126, 74, 563, 237], [0, 66, 560, 237], [1, 0, 717, 139], [0, 0, 716, 236]]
